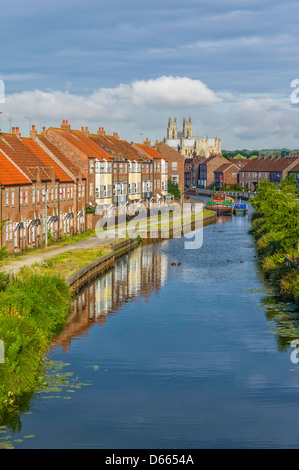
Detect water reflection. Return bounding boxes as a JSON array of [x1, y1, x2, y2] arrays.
[[262, 293, 299, 351], [51, 246, 168, 352]]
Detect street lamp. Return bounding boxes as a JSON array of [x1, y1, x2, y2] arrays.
[[24, 116, 31, 134], [42, 188, 48, 246]]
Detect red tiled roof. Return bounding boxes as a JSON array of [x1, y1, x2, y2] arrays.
[[89, 133, 143, 161], [154, 143, 185, 162], [22, 137, 74, 183], [37, 135, 83, 179], [289, 162, 299, 172], [0, 133, 52, 181], [132, 143, 165, 160], [241, 157, 299, 172], [48, 128, 113, 161], [215, 163, 240, 173], [0, 149, 31, 185]]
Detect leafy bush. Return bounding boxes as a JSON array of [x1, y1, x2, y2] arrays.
[[0, 273, 72, 417], [250, 175, 299, 303], [168, 179, 181, 199]]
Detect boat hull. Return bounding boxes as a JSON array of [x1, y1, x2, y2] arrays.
[[233, 203, 248, 215], [205, 203, 233, 215]]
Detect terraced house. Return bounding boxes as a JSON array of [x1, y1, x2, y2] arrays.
[[132, 139, 168, 202], [0, 119, 195, 253], [239, 156, 299, 191], [288, 161, 299, 186], [0, 126, 85, 251], [89, 127, 142, 208]]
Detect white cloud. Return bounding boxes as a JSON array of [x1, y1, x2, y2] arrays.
[[2, 76, 220, 122], [130, 76, 221, 106], [3, 76, 299, 148], [227, 97, 299, 140]]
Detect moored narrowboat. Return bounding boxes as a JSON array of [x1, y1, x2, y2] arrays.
[[233, 202, 248, 215], [205, 192, 234, 215]]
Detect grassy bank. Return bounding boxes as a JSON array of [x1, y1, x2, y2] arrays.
[[0, 272, 72, 421], [0, 239, 115, 422], [0, 208, 214, 421], [249, 176, 299, 304]]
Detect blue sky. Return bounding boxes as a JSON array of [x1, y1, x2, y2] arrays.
[[1, 0, 299, 149]]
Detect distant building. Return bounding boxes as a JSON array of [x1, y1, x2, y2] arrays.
[[198, 154, 229, 189], [164, 117, 221, 158], [214, 163, 240, 189], [239, 156, 299, 191], [154, 142, 185, 189], [288, 161, 299, 187]]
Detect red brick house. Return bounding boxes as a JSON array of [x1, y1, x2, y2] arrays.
[[213, 163, 240, 189], [0, 126, 80, 251], [239, 156, 299, 190], [198, 153, 229, 189], [154, 142, 185, 192], [288, 161, 299, 187]]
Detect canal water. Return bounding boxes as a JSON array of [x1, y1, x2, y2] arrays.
[[2, 203, 299, 449]]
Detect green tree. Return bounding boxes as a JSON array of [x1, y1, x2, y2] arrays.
[[168, 179, 181, 199]]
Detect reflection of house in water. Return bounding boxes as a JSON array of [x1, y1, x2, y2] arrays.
[[51, 246, 168, 352]]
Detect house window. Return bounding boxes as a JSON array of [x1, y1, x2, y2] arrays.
[[89, 183, 93, 197], [232, 173, 237, 178], [11, 190, 14, 206], [32, 188, 35, 204], [172, 162, 177, 170], [5, 191, 8, 206]]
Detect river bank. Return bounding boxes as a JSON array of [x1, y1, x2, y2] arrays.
[[249, 177, 299, 304], [4, 201, 299, 449], [0, 208, 216, 422]]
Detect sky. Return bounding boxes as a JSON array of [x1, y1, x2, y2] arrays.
[[1, 0, 299, 149]]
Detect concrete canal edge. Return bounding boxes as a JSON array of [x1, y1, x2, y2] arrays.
[[65, 210, 216, 294], [65, 237, 139, 295]]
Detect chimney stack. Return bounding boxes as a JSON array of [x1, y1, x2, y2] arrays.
[[41, 126, 46, 135], [97, 126, 105, 136], [144, 137, 151, 146], [15, 127, 21, 137], [30, 125, 37, 140], [61, 119, 71, 132]]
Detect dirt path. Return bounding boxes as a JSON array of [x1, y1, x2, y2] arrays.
[[0, 234, 116, 275]]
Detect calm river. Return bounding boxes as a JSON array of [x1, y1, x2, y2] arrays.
[[2, 202, 299, 449]]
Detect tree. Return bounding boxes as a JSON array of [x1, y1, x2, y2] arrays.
[[168, 179, 181, 199]]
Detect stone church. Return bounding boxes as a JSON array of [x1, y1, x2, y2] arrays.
[[164, 117, 221, 158]]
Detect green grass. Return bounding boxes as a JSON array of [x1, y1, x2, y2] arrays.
[[0, 229, 96, 266], [0, 273, 72, 421], [20, 244, 112, 280]]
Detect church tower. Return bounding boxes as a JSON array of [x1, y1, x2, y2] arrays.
[[183, 117, 193, 138], [167, 117, 178, 139]]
